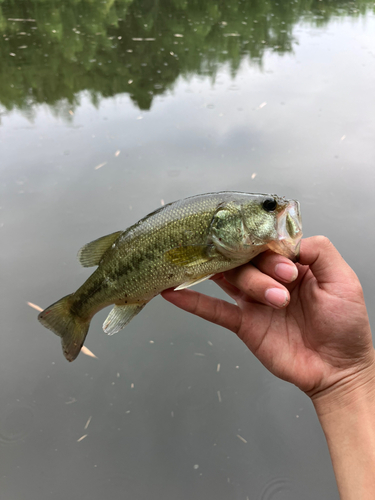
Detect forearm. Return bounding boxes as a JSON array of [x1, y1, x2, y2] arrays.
[[312, 363, 375, 500]]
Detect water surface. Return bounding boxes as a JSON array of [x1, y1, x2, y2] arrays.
[[1, 1, 375, 499]]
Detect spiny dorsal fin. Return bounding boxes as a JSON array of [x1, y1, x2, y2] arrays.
[[77, 231, 123, 267]]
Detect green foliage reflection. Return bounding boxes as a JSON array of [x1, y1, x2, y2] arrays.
[[0, 0, 373, 115]]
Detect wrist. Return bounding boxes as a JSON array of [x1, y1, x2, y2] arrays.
[[310, 354, 375, 499], [311, 353, 375, 418]]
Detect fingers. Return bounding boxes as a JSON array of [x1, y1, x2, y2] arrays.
[[223, 262, 292, 309], [251, 251, 298, 283], [218, 250, 300, 308], [162, 236, 349, 322], [161, 288, 242, 333], [210, 274, 242, 301]]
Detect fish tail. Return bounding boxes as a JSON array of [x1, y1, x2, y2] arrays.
[[38, 294, 90, 362]]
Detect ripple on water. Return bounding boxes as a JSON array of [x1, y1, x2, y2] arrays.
[[259, 477, 291, 500], [0, 405, 35, 445]]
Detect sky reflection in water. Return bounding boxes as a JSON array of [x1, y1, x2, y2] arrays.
[[1, 1, 375, 499]]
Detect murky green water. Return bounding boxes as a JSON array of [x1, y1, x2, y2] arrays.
[[1, 1, 375, 499]]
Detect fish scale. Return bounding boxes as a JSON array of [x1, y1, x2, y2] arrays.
[[38, 191, 302, 361]]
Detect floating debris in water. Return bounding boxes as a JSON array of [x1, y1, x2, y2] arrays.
[[217, 363, 220, 372], [8, 18, 36, 22], [258, 102, 267, 109], [115, 150, 120, 157], [236, 434, 247, 444], [69, 110, 74, 116], [27, 301, 43, 312], [217, 390, 222, 403], [81, 346, 97, 358], [174, 34, 183, 37], [65, 397, 77, 405], [94, 162, 107, 170], [84, 416, 92, 430], [77, 434, 88, 442], [194, 353, 205, 357], [341, 135, 346, 141], [160, 199, 165, 206], [251, 173, 257, 180], [132, 38, 156, 42]]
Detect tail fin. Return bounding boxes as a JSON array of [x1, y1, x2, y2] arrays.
[[38, 294, 90, 362]]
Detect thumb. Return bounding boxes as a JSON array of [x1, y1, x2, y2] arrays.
[[298, 236, 358, 288]]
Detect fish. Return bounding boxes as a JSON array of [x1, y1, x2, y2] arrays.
[[38, 191, 302, 362]]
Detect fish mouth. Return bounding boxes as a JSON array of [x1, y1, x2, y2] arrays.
[[268, 200, 303, 262]]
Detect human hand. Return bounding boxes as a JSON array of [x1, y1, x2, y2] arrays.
[[162, 236, 374, 400]]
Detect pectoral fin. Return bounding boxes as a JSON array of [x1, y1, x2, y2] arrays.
[[165, 244, 216, 267], [103, 303, 146, 336], [78, 231, 123, 267], [174, 274, 215, 290]]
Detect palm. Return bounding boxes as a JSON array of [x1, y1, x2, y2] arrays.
[[162, 237, 373, 396], [233, 264, 367, 393]]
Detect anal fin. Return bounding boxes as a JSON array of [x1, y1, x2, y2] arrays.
[[103, 303, 146, 336]]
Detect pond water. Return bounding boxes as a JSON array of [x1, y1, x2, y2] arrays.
[[1, 1, 375, 498]]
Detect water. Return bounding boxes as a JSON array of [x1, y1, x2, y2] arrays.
[[1, 1, 375, 498]]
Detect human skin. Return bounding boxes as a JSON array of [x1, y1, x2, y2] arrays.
[[162, 236, 375, 499]]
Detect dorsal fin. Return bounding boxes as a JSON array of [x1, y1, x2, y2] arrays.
[[77, 231, 123, 267]]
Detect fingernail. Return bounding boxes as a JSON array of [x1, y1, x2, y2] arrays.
[[275, 263, 298, 282], [265, 288, 289, 308]]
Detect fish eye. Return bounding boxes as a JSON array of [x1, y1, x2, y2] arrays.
[[262, 198, 277, 212]]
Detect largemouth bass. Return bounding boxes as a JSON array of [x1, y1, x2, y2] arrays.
[[38, 192, 302, 361]]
